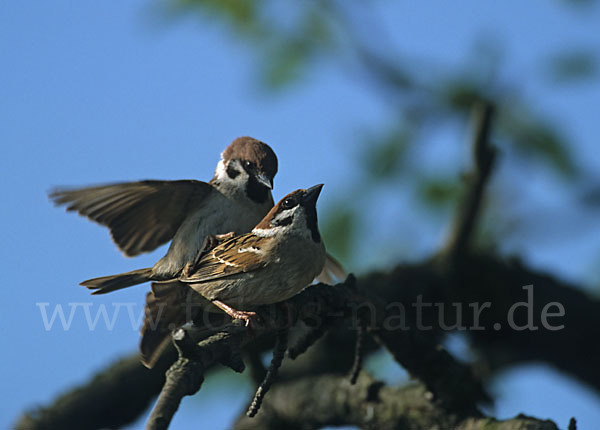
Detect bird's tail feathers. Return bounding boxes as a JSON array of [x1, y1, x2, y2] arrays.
[[81, 268, 154, 295]]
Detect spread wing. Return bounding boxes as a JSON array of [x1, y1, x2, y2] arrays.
[[50, 180, 214, 256], [180, 234, 268, 283]]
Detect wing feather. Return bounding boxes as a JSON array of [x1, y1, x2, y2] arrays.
[[180, 234, 268, 283], [50, 180, 213, 256]]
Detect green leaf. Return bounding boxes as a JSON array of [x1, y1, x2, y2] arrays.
[[500, 111, 576, 177], [438, 79, 488, 113], [546, 51, 597, 84], [361, 129, 410, 181], [417, 177, 461, 209], [261, 10, 333, 89], [263, 39, 310, 89]]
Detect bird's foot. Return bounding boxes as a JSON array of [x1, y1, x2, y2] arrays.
[[212, 300, 259, 328], [229, 309, 259, 328]]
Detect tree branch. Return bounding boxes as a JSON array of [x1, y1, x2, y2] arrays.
[[145, 275, 486, 428], [443, 101, 497, 259], [247, 328, 289, 417], [15, 350, 175, 430], [233, 373, 558, 430], [16, 254, 600, 429], [359, 254, 600, 393], [146, 322, 246, 430]]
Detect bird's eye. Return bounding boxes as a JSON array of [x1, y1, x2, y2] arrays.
[[282, 198, 297, 209], [245, 160, 252, 168]]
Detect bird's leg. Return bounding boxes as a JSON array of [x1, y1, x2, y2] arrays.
[[212, 300, 258, 327]]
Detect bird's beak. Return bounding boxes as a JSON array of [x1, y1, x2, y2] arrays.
[[303, 184, 324, 206], [254, 171, 274, 190]]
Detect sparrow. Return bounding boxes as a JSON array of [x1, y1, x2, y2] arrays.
[[49, 136, 278, 289], [84, 185, 326, 301], [97, 185, 328, 367], [180, 184, 327, 315]]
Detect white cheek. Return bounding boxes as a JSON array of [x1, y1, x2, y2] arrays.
[[214, 159, 249, 185], [214, 159, 228, 181], [252, 227, 280, 237], [272, 208, 295, 224], [253, 206, 312, 239]]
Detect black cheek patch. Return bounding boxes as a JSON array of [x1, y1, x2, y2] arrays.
[[274, 215, 293, 227], [226, 165, 240, 179]]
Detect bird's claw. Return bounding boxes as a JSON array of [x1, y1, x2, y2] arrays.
[[231, 310, 259, 328]]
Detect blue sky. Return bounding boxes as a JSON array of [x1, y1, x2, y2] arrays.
[[2, 1, 600, 429]]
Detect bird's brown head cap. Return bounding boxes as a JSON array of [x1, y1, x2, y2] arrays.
[[223, 137, 278, 182]]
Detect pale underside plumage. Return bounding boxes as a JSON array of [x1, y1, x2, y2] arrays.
[[179, 232, 325, 308]]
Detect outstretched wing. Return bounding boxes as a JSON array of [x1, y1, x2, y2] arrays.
[[50, 180, 214, 256], [180, 234, 269, 283]]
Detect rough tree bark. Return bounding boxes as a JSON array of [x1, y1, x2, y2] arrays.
[[233, 373, 558, 430]]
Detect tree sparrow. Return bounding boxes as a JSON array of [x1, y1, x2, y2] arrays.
[[83, 185, 326, 301], [51, 137, 344, 290], [180, 184, 326, 315], [89, 185, 327, 367], [50, 137, 278, 289]]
